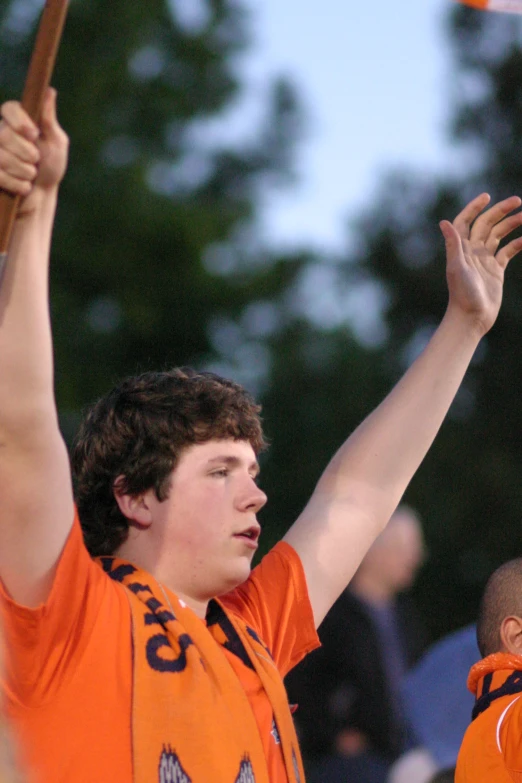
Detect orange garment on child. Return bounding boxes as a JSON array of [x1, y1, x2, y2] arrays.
[[456, 653, 522, 783], [0, 513, 319, 783]]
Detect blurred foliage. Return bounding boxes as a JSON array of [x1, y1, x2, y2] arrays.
[[3, 0, 522, 641], [0, 0, 307, 429]]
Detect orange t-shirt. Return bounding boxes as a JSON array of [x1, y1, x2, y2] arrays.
[[1, 516, 318, 783], [457, 674, 522, 783], [456, 693, 522, 782]]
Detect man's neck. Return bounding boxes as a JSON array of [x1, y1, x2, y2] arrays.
[[173, 589, 209, 620], [115, 538, 210, 620]]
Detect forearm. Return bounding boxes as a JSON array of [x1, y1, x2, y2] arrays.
[[0, 188, 59, 439]]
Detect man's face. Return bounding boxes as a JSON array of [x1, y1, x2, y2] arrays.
[[147, 439, 267, 601], [361, 511, 425, 596]]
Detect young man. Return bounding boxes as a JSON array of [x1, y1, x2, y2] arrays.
[[456, 559, 522, 782], [0, 90, 521, 783]]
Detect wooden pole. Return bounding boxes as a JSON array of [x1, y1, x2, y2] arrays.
[[0, 0, 69, 267]]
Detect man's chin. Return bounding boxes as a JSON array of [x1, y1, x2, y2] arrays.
[[215, 561, 252, 597]]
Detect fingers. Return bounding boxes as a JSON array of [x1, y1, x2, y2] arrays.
[[451, 193, 522, 262], [470, 195, 522, 242], [0, 101, 39, 142], [485, 211, 522, 254], [453, 193, 491, 239], [496, 235, 522, 269], [0, 101, 40, 196]]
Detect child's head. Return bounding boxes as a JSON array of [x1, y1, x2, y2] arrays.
[[477, 558, 522, 657]]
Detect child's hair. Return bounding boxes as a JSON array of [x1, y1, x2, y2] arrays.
[[476, 558, 522, 657]]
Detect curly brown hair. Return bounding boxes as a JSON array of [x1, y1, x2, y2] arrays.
[[71, 367, 267, 557]]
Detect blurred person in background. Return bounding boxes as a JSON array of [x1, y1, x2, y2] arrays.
[[286, 506, 428, 783], [456, 558, 522, 782], [1, 91, 522, 783]]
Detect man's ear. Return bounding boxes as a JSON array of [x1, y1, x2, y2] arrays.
[[500, 616, 522, 655], [113, 476, 153, 529]]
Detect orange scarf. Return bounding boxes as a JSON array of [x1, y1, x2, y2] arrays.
[[468, 652, 522, 720], [98, 557, 305, 783]]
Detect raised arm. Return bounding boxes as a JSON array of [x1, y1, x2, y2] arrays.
[[284, 193, 522, 627], [0, 90, 74, 607]]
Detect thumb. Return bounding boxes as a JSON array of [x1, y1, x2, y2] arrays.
[[39, 87, 58, 136], [439, 219, 462, 258]]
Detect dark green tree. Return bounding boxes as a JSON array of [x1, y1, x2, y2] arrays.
[[0, 0, 304, 437]]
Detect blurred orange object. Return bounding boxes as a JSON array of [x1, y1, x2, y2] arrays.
[[456, 0, 522, 12]]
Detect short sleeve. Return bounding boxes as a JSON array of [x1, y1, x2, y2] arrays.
[[221, 541, 320, 678], [0, 512, 127, 706]]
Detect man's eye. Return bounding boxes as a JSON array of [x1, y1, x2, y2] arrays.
[[212, 469, 228, 477]]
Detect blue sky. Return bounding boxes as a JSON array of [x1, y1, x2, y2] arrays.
[[235, 0, 459, 252]]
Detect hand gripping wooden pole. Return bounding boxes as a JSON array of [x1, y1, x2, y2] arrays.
[[0, 0, 69, 271]]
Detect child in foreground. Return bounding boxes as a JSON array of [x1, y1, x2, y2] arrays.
[[456, 558, 522, 782]]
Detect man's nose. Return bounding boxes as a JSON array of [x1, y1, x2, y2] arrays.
[[238, 477, 267, 513]]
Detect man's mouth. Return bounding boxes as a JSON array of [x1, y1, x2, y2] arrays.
[[233, 525, 261, 547]]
